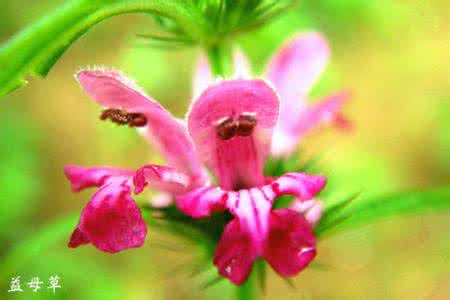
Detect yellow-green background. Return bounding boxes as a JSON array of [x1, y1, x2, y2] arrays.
[[0, 1, 449, 299]]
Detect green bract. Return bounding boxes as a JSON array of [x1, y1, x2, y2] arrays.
[[314, 185, 450, 238]]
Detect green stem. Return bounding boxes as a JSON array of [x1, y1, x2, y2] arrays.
[[0, 0, 211, 95], [235, 270, 258, 300], [206, 43, 233, 79]]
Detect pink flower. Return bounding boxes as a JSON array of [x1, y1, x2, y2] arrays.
[[171, 79, 325, 284], [65, 31, 345, 284]]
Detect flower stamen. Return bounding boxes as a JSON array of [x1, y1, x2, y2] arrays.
[[216, 116, 238, 140], [216, 113, 257, 140], [236, 113, 257, 137], [100, 108, 147, 127]]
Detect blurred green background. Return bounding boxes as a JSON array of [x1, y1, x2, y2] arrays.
[[0, 0, 449, 299]]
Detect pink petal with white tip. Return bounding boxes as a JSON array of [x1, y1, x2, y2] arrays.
[[272, 173, 327, 201], [291, 199, 324, 227], [188, 79, 279, 190], [182, 171, 325, 284], [76, 69, 204, 180]]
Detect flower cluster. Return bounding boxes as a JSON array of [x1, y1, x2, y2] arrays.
[[65, 32, 348, 285]]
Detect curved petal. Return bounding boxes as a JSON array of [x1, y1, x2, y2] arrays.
[[271, 91, 350, 157], [176, 171, 325, 219], [265, 32, 330, 135], [213, 218, 257, 285], [76, 69, 204, 179], [264, 209, 316, 277], [272, 173, 327, 201], [74, 177, 147, 253], [291, 199, 324, 227], [294, 91, 351, 138], [188, 79, 279, 190], [133, 165, 192, 195], [64, 165, 134, 192], [176, 186, 227, 218], [193, 49, 251, 98]]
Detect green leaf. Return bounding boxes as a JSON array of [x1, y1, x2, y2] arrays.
[[315, 186, 450, 238], [0, 0, 209, 96], [0, 214, 79, 280]]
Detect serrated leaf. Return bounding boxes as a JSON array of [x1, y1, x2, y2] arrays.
[[315, 186, 450, 238]]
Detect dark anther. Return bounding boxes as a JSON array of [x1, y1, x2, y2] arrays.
[[216, 117, 238, 140], [99, 108, 147, 127], [236, 114, 257, 137], [128, 113, 148, 127]]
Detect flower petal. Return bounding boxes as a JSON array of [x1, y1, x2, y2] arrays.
[[188, 79, 279, 190], [212, 188, 273, 284], [265, 32, 330, 136], [133, 164, 192, 195], [271, 91, 350, 157], [272, 173, 327, 201], [76, 69, 204, 179], [149, 193, 174, 208], [64, 165, 134, 192], [76, 177, 147, 253], [213, 218, 257, 285], [264, 209, 316, 277], [192, 49, 251, 98], [207, 172, 324, 284], [291, 199, 324, 227], [293, 91, 351, 138], [68, 227, 90, 248], [176, 186, 227, 218], [225, 188, 272, 245]]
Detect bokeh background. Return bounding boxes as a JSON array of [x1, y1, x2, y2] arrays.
[[1, 0, 449, 299]]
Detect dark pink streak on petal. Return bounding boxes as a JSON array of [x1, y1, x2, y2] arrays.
[[204, 172, 324, 284], [76, 69, 204, 181], [133, 164, 191, 195], [77, 177, 147, 253], [272, 173, 327, 201], [226, 188, 272, 248], [188, 79, 279, 190], [175, 186, 227, 218], [64, 165, 134, 192], [264, 209, 316, 277]]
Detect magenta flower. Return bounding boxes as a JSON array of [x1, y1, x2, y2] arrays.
[[65, 32, 347, 285]]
